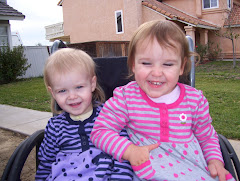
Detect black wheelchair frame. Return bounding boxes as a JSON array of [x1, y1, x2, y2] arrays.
[[1, 39, 239, 181]]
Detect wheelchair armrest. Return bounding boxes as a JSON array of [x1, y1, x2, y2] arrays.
[[218, 133, 240, 180], [1, 139, 26, 181], [7, 129, 45, 181]]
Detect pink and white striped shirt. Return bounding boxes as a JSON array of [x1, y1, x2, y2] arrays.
[[91, 81, 223, 167]]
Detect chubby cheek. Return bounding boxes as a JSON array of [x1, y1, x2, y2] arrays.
[[54, 94, 67, 105], [54, 96, 62, 105], [133, 65, 146, 78], [49, 90, 61, 103]]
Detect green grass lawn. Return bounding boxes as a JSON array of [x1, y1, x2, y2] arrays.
[[0, 61, 239, 139], [0, 77, 51, 112], [195, 61, 240, 139]]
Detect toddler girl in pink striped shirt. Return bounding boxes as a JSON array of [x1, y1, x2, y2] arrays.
[[90, 20, 235, 181]]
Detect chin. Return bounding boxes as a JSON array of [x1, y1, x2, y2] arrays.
[[148, 91, 163, 97], [148, 94, 161, 98], [152, 96, 162, 98], [68, 110, 82, 116]]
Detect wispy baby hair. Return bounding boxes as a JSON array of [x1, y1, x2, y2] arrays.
[[128, 20, 193, 77], [44, 48, 105, 114]]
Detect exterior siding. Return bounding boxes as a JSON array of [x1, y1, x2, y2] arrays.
[[19, 46, 50, 78]]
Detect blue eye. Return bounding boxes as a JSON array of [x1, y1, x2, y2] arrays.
[[76, 86, 83, 89]]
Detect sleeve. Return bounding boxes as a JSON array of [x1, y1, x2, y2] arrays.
[[111, 158, 138, 180], [35, 118, 60, 180], [90, 87, 133, 162], [110, 129, 139, 180], [192, 91, 223, 163]]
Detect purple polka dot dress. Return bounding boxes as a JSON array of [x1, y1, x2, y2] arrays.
[[35, 104, 139, 181]]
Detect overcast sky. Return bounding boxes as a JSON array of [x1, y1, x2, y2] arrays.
[[7, 0, 63, 46]]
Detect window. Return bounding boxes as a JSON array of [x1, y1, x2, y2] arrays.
[[203, 0, 218, 9], [0, 26, 9, 46], [115, 10, 124, 34], [227, 0, 231, 9]]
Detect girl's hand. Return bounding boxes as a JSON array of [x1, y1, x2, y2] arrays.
[[122, 143, 159, 166], [208, 159, 230, 181]]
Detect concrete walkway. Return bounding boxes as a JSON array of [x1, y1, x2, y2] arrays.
[[0, 104, 239, 159], [0, 104, 51, 136]]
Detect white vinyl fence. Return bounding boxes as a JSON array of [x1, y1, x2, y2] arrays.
[[20, 46, 50, 78]]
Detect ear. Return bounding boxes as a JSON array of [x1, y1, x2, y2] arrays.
[[48, 86, 56, 99], [180, 57, 187, 75], [132, 61, 136, 74], [91, 76, 97, 92]]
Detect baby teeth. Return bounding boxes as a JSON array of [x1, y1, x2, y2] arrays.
[[151, 81, 162, 85]]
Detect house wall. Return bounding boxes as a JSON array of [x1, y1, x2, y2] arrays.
[[60, 0, 240, 59], [164, 0, 240, 59], [201, 0, 240, 59], [209, 28, 240, 59], [62, 0, 142, 43], [0, 20, 12, 47], [164, 0, 229, 26], [163, 0, 197, 16], [142, 6, 166, 22]]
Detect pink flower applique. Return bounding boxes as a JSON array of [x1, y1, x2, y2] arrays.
[[179, 113, 187, 124]]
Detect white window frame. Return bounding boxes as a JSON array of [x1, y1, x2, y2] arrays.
[[0, 24, 12, 48], [115, 10, 124, 34], [227, 0, 231, 9], [202, 0, 219, 9]]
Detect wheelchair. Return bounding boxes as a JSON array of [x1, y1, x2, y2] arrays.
[[1, 38, 240, 181]]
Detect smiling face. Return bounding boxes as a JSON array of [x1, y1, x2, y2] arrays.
[[48, 69, 96, 116], [132, 37, 185, 98]]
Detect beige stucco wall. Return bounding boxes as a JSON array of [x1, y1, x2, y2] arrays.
[[210, 28, 240, 59], [61, 0, 240, 58], [201, 0, 240, 59], [164, 0, 240, 58], [141, 0, 240, 58], [142, 6, 166, 23], [163, 0, 197, 16], [62, 0, 142, 43]]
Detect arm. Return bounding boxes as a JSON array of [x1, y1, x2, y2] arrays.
[[91, 87, 159, 166], [91, 88, 133, 161], [192, 91, 223, 163], [35, 118, 59, 180], [192, 91, 229, 180]]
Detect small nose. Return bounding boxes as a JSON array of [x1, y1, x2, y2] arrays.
[[152, 65, 162, 77], [68, 90, 77, 99]]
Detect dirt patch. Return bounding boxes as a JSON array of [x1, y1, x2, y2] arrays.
[[0, 128, 36, 180]]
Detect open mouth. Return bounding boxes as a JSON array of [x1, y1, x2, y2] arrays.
[[69, 102, 81, 107], [149, 81, 163, 86]]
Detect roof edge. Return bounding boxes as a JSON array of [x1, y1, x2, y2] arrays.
[[0, 15, 25, 21], [142, 1, 220, 30], [58, 0, 63, 6], [224, 24, 240, 28]]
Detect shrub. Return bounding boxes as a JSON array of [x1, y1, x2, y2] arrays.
[[195, 41, 222, 63], [195, 43, 208, 63], [0, 45, 31, 84], [207, 41, 222, 61]]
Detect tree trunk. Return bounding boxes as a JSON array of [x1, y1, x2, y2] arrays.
[[232, 39, 236, 68]]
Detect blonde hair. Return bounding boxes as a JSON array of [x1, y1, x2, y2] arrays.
[[128, 20, 195, 78], [44, 48, 105, 114]]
